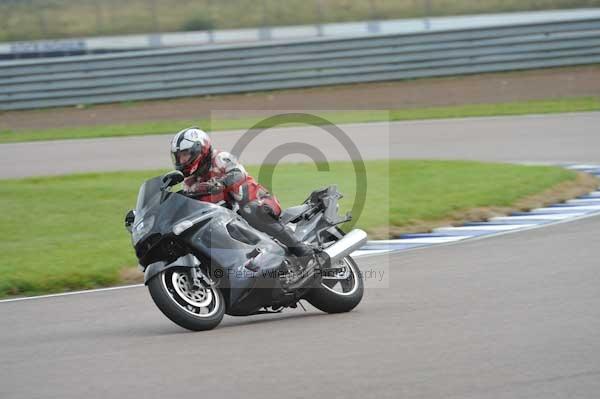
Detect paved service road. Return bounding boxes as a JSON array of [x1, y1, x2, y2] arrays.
[[1, 215, 599, 399], [1, 112, 600, 178]]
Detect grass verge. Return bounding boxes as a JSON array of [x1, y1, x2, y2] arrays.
[[1, 96, 599, 144], [1, 160, 594, 298]]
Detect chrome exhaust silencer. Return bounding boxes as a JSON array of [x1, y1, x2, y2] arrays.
[[323, 229, 368, 264]]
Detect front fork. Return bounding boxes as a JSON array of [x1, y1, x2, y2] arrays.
[[188, 264, 215, 290]]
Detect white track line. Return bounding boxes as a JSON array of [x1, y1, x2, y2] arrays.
[[566, 199, 600, 205], [351, 249, 393, 257], [490, 213, 586, 221], [0, 284, 144, 303], [536, 205, 600, 212], [434, 224, 535, 232], [387, 236, 473, 244], [528, 208, 593, 214], [0, 251, 378, 303]]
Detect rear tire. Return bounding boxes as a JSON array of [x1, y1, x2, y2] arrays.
[[148, 267, 225, 331], [304, 255, 363, 313]]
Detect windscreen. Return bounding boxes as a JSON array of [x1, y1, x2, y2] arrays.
[[135, 176, 163, 218]]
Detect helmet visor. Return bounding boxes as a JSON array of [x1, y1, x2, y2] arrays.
[[173, 149, 193, 166], [171, 148, 198, 172]]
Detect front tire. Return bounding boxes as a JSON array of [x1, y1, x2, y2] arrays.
[[304, 255, 363, 313], [148, 267, 225, 331]]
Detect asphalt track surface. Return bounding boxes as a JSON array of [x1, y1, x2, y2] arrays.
[[2, 215, 600, 399], [1, 112, 600, 398], [2, 112, 600, 179]]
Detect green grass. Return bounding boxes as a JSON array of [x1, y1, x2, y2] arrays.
[[2, 96, 599, 144], [1, 0, 599, 41], [0, 160, 575, 298]]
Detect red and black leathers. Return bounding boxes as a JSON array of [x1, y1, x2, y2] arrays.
[[183, 149, 281, 216], [182, 149, 313, 257]]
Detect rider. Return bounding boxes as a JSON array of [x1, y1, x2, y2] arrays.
[[170, 127, 316, 264]]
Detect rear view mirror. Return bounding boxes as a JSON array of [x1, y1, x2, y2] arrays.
[[162, 170, 185, 187]]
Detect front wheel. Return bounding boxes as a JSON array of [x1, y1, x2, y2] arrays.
[[148, 267, 225, 331], [304, 255, 363, 313]]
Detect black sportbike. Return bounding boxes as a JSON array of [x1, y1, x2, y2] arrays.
[[125, 171, 366, 331]]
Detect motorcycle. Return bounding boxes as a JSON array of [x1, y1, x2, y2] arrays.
[[124, 170, 367, 331]]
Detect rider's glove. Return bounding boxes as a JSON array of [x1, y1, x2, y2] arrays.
[[195, 179, 225, 195]]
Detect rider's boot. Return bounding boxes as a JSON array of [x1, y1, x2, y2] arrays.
[[259, 219, 324, 287], [238, 202, 322, 284]]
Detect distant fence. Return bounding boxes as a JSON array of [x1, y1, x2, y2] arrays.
[[1, 17, 600, 111], [2, 9, 598, 60]]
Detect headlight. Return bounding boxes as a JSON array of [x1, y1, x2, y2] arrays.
[[132, 215, 155, 244], [173, 220, 193, 236]]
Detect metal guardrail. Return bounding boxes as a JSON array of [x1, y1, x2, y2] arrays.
[[1, 17, 600, 110]]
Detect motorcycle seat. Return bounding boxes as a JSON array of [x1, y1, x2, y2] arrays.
[[280, 204, 311, 224]]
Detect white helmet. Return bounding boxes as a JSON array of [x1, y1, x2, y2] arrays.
[[170, 127, 212, 176]]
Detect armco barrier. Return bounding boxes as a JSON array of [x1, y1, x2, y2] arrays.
[[1, 17, 599, 110]]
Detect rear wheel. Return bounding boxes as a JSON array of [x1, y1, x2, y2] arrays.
[[304, 255, 363, 313], [148, 267, 225, 331]]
